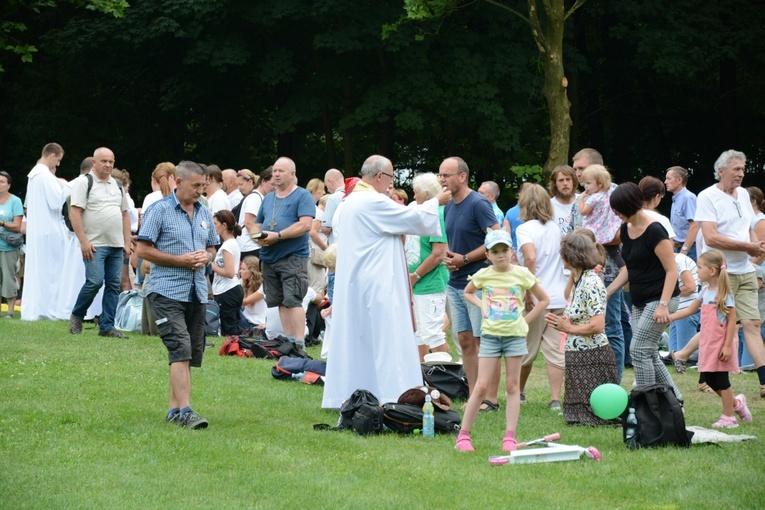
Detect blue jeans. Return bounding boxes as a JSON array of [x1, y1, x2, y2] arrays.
[[604, 279, 625, 382], [445, 284, 482, 338], [669, 309, 700, 352], [72, 246, 123, 332]]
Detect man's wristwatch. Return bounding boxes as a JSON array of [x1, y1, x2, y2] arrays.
[[278, 232, 283, 240], [659, 300, 669, 307], [462, 255, 469, 266], [680, 246, 688, 252]]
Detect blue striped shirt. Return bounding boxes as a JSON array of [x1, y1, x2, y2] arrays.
[[138, 191, 217, 303]]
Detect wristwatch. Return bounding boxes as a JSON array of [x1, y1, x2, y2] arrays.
[[659, 300, 669, 307], [462, 255, 469, 266], [680, 246, 688, 252], [278, 232, 283, 240]]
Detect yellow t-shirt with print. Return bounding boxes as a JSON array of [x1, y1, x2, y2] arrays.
[[468, 265, 539, 337]]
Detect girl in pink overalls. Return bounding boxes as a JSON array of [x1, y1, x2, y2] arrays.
[[669, 250, 752, 428]]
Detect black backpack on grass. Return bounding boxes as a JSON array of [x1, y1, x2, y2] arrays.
[[421, 363, 469, 400], [381, 403, 461, 434], [623, 384, 693, 449]]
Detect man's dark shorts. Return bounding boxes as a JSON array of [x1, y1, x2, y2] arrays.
[[148, 292, 206, 367], [262, 255, 309, 308]]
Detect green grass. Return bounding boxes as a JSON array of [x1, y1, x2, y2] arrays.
[[1, 318, 763, 509]]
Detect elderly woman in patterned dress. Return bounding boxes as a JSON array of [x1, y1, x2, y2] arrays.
[[545, 231, 620, 425]]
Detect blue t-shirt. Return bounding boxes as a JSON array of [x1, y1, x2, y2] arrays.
[[0, 194, 24, 252], [504, 205, 523, 251], [444, 190, 498, 289], [256, 187, 315, 263]]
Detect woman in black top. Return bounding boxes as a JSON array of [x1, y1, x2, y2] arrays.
[[607, 183, 683, 401]]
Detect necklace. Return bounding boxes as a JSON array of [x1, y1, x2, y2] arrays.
[[268, 186, 294, 230]]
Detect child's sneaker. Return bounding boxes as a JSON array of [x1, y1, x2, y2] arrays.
[[502, 432, 517, 452], [455, 431, 474, 452], [711, 414, 738, 429], [734, 394, 752, 423]]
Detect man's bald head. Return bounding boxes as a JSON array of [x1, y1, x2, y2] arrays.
[[324, 168, 344, 193]]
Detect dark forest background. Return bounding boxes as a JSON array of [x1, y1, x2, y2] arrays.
[[1, 0, 763, 211]]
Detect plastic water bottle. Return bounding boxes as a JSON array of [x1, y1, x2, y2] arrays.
[[625, 406, 638, 449], [422, 395, 435, 438], [291, 372, 305, 382]]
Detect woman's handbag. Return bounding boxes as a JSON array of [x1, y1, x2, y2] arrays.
[[0, 232, 23, 247]]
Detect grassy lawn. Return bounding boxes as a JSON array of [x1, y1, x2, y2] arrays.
[[1, 318, 763, 509]]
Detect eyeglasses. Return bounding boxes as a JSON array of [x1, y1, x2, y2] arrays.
[[379, 171, 394, 179], [438, 173, 457, 179], [733, 200, 742, 218], [237, 171, 252, 181]]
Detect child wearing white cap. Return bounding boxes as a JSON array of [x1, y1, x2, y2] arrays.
[[456, 229, 550, 452]]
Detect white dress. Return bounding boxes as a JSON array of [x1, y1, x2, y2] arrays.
[[321, 186, 441, 408], [22, 164, 100, 320]]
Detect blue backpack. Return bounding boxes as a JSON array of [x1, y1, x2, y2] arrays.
[[205, 301, 220, 336]]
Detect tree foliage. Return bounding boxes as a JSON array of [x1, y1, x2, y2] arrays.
[[0, 0, 763, 210]]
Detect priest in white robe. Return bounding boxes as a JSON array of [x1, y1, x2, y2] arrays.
[[322, 156, 451, 408], [22, 144, 100, 321]]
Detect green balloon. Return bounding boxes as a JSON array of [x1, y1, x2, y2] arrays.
[[590, 383, 629, 420]]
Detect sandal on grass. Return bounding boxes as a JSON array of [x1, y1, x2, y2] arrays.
[[479, 400, 500, 413], [671, 351, 686, 374], [697, 382, 715, 394]]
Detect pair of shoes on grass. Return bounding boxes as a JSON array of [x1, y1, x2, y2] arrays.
[[455, 431, 516, 452], [167, 409, 208, 429]]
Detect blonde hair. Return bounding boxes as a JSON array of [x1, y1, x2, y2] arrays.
[[518, 183, 553, 223], [306, 178, 325, 194], [581, 164, 612, 192], [318, 194, 330, 207], [241, 256, 263, 296], [699, 250, 732, 317], [152, 162, 176, 197], [323, 243, 338, 270]]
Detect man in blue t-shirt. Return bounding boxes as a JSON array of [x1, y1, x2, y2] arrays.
[[254, 157, 315, 349], [440, 157, 500, 408]]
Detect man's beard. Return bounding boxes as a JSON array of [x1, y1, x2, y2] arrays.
[[556, 189, 575, 200]]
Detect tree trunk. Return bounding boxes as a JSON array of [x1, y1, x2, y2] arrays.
[[540, 1, 571, 178]]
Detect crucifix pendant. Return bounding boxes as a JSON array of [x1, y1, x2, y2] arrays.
[[268, 219, 277, 230]]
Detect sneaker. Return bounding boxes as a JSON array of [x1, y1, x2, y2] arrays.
[[760, 385, 765, 399], [520, 393, 526, 404], [179, 410, 208, 430], [734, 394, 752, 423], [548, 400, 561, 411], [69, 315, 83, 334], [455, 433, 474, 452], [502, 434, 517, 452], [166, 411, 180, 424], [711, 414, 738, 429], [98, 329, 127, 338]]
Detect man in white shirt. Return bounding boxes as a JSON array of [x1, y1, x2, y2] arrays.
[[548, 165, 578, 236], [696, 149, 765, 397], [69, 147, 131, 338], [204, 165, 231, 214], [222, 168, 243, 209], [320, 168, 345, 245]]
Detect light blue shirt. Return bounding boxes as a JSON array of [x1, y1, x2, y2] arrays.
[[491, 203, 504, 226], [670, 187, 696, 242], [0, 194, 23, 252]]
